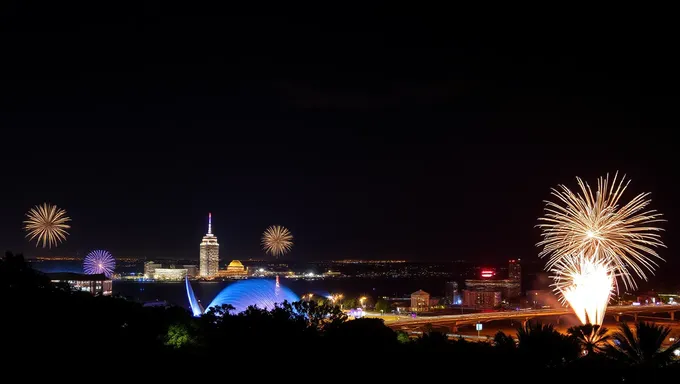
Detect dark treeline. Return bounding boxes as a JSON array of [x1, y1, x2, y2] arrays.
[[2, 252, 678, 382]]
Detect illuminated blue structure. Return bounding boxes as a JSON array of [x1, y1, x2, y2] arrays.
[[185, 276, 203, 316], [186, 278, 299, 316]]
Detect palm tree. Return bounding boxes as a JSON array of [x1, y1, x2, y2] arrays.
[[493, 330, 516, 352], [607, 321, 680, 367], [516, 322, 580, 367], [567, 323, 611, 355]]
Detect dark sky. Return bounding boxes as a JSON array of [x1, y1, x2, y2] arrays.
[[1, 6, 677, 267]]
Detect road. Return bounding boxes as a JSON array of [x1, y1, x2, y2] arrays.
[[372, 304, 679, 329]]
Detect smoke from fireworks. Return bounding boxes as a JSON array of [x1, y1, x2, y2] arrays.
[[538, 173, 665, 325], [83, 250, 116, 278], [23, 203, 71, 248], [261, 225, 293, 258]]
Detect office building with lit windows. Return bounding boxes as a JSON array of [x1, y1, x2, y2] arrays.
[[144, 262, 161, 278], [411, 290, 430, 312], [509, 259, 522, 293], [509, 259, 521, 280], [462, 289, 501, 309], [200, 213, 220, 278], [465, 260, 522, 299], [48, 273, 112, 296]]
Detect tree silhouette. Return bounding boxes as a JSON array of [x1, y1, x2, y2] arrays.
[[374, 298, 391, 313], [290, 299, 347, 330], [516, 322, 580, 367], [567, 323, 611, 355], [493, 331, 516, 352], [606, 321, 680, 368]]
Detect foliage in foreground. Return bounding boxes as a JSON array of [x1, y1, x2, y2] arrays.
[[2, 252, 679, 380]]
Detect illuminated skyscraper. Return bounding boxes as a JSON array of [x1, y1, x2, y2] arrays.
[[509, 259, 521, 293], [199, 213, 219, 277], [509, 259, 521, 281]]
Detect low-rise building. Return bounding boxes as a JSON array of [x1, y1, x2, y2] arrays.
[[144, 262, 198, 280], [144, 262, 161, 279], [465, 279, 521, 299], [462, 289, 501, 309], [183, 265, 198, 278], [215, 260, 248, 279], [48, 273, 112, 296], [411, 289, 430, 312], [154, 268, 188, 280]]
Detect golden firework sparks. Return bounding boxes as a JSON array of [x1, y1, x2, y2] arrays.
[[261, 225, 293, 258], [24, 203, 71, 248], [550, 250, 615, 325], [537, 172, 665, 290]]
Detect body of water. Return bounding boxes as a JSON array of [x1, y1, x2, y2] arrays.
[[114, 277, 451, 310]]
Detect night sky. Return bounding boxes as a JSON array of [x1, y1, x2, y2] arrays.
[[1, 7, 677, 268]]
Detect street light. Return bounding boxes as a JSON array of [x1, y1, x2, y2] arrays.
[[360, 296, 367, 308]]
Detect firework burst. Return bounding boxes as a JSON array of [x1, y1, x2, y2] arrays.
[[23, 203, 71, 248], [261, 225, 293, 258], [537, 172, 665, 290], [83, 250, 116, 278], [550, 250, 615, 325]]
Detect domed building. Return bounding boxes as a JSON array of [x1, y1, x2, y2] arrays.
[[216, 260, 248, 279]]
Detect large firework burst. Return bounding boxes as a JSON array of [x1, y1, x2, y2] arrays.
[[83, 250, 116, 278], [261, 225, 293, 258], [537, 173, 665, 290], [23, 203, 71, 248], [550, 250, 615, 325]]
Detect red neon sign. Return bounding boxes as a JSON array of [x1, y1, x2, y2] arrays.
[[481, 269, 495, 278]]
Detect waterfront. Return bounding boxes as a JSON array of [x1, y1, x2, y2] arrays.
[[114, 277, 452, 310]]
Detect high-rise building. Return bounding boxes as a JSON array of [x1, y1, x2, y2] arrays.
[[445, 281, 461, 305], [509, 259, 521, 280], [199, 213, 219, 277], [509, 259, 521, 294]]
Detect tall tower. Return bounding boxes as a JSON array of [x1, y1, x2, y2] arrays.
[[509, 259, 521, 294], [508, 259, 521, 281], [199, 213, 220, 277]]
